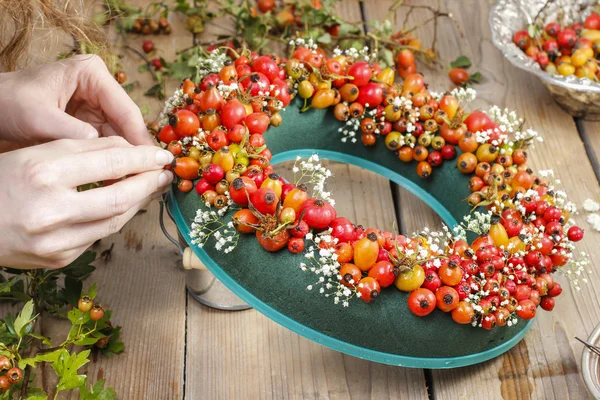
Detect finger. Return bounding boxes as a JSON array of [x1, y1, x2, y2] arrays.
[[77, 56, 154, 146], [38, 136, 134, 155], [57, 145, 174, 187], [99, 123, 119, 138], [4, 243, 93, 270], [35, 109, 99, 141], [43, 243, 95, 269], [73, 169, 173, 222], [54, 196, 153, 250], [49, 136, 134, 154]]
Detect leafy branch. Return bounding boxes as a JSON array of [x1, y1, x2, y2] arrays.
[[0, 252, 124, 399]]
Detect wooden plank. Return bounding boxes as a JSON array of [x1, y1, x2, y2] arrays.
[[363, 1, 600, 399], [184, 1, 427, 398]]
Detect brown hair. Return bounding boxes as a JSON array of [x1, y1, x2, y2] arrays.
[[0, 0, 107, 71]]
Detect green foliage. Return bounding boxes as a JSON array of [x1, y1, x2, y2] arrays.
[[0, 252, 123, 398], [13, 300, 36, 338], [450, 55, 472, 69], [80, 379, 117, 400], [469, 71, 482, 83]]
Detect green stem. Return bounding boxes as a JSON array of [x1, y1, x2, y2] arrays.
[[269, 222, 290, 236]]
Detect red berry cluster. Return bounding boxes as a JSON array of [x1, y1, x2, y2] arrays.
[[78, 296, 105, 321], [131, 17, 172, 35], [513, 12, 600, 79], [157, 43, 585, 329], [0, 356, 22, 393]]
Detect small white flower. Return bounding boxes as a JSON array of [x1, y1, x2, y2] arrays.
[[583, 199, 600, 212]]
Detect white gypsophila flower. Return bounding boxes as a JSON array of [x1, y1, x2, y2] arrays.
[[299, 232, 359, 305], [292, 155, 335, 205], [189, 201, 240, 252], [450, 87, 477, 104], [196, 49, 229, 76], [158, 88, 185, 124], [588, 213, 600, 232], [583, 199, 600, 212]]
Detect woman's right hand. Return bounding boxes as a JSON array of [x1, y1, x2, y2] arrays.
[[0, 136, 174, 269]]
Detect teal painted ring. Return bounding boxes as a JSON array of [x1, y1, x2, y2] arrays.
[[270, 149, 459, 229], [167, 143, 534, 368]]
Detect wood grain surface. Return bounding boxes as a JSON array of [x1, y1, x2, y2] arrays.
[[3, 0, 600, 399]]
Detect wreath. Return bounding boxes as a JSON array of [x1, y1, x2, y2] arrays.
[[155, 39, 589, 363]]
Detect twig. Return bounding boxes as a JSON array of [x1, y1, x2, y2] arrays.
[[20, 309, 44, 397], [402, 7, 414, 30], [101, 243, 115, 262], [123, 45, 158, 81], [192, 0, 198, 46], [533, 0, 554, 23]]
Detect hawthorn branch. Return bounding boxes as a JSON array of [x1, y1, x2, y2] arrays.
[[123, 45, 158, 82]]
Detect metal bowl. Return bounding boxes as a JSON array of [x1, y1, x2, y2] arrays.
[[489, 0, 600, 119], [582, 324, 600, 398]]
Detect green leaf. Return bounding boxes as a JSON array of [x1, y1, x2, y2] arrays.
[[101, 327, 124, 358], [27, 332, 52, 346], [26, 387, 48, 400], [106, 338, 124, 356], [144, 83, 164, 100], [14, 300, 36, 338], [61, 276, 82, 307], [317, 33, 332, 44], [67, 308, 91, 327], [450, 55, 472, 69], [59, 252, 96, 279], [2, 267, 28, 275], [80, 379, 116, 400], [121, 83, 135, 93], [74, 334, 103, 346], [0, 276, 19, 293], [337, 21, 360, 36], [159, 57, 169, 69], [19, 348, 64, 369], [137, 63, 149, 73], [54, 349, 91, 391], [139, 104, 151, 117], [379, 49, 394, 69], [469, 71, 482, 83], [527, 23, 541, 39], [86, 283, 98, 301]]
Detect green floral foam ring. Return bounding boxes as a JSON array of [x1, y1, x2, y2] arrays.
[[169, 98, 533, 368]]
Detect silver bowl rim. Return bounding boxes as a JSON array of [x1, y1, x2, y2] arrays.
[[489, 0, 600, 95], [582, 324, 600, 398]]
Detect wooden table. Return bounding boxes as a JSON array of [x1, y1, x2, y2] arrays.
[[17, 0, 600, 398]]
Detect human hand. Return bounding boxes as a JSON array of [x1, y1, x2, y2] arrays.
[[0, 54, 153, 146], [0, 137, 173, 269]]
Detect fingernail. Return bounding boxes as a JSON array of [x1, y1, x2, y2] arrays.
[[156, 150, 174, 166], [158, 170, 174, 187]]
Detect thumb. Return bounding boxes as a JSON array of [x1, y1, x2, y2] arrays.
[[40, 110, 99, 140]]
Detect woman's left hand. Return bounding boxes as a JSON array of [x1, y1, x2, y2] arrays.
[[0, 54, 153, 146]]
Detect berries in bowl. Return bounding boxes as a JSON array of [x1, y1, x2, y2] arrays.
[[490, 0, 600, 119]]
